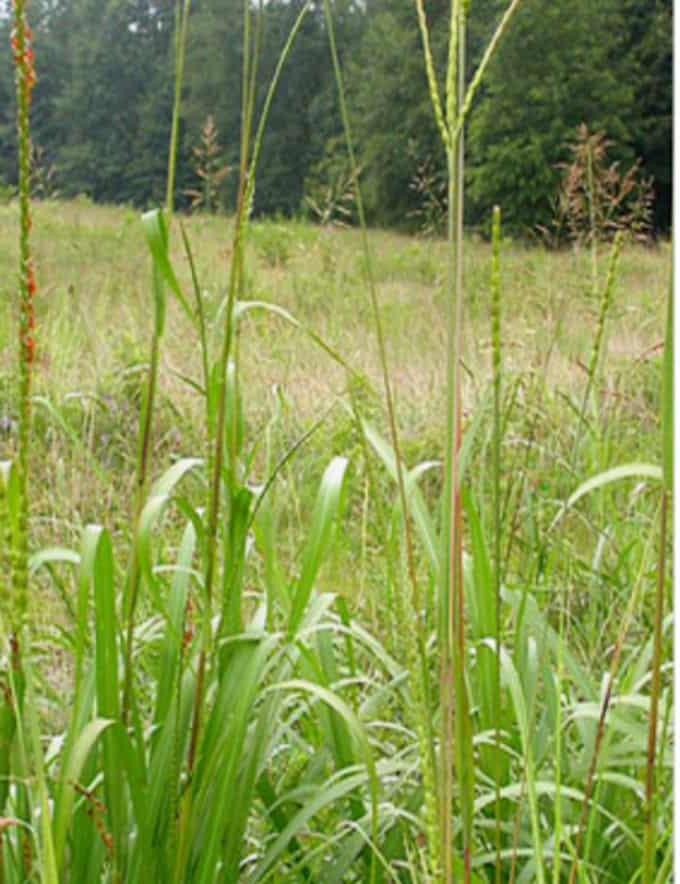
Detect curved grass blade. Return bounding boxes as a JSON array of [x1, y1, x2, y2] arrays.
[[256, 679, 379, 883], [289, 457, 349, 636], [142, 208, 193, 323]]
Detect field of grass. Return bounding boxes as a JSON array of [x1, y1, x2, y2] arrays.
[[0, 195, 672, 881], [0, 198, 668, 545], [0, 4, 673, 879]]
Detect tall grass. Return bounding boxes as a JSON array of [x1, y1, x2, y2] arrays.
[[413, 2, 523, 880], [2, 2, 383, 881], [1, 0, 672, 881], [1, 8, 37, 879]]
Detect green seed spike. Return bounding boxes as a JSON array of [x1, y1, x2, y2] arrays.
[[445, 0, 461, 135], [586, 230, 623, 388], [413, 0, 450, 150]]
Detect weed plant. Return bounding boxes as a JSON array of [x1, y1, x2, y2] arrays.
[[0, 0, 672, 882]]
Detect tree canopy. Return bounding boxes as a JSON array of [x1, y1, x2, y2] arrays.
[[0, 0, 671, 234]]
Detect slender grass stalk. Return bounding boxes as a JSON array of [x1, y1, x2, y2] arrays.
[[642, 278, 672, 884], [322, 2, 440, 877], [166, 0, 192, 215], [227, 0, 262, 481], [440, 4, 481, 879], [502, 377, 539, 578], [121, 0, 193, 723], [185, 123, 247, 785], [439, 3, 462, 877], [0, 467, 13, 630], [413, 3, 523, 878], [179, 221, 210, 419], [552, 604, 565, 884], [490, 204, 503, 884], [185, 0, 311, 778], [321, 0, 421, 622], [573, 232, 622, 462], [586, 137, 598, 300], [642, 488, 668, 882]]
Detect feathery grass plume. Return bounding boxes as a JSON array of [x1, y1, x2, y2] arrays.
[[185, 115, 231, 212], [490, 204, 503, 883], [10, 0, 37, 629], [642, 277, 672, 884]]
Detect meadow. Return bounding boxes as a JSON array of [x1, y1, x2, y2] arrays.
[[1, 200, 669, 613], [0, 0, 673, 881], [0, 197, 672, 881], [0, 200, 671, 542]]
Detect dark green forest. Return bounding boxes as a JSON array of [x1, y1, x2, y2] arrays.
[[0, 0, 672, 234]]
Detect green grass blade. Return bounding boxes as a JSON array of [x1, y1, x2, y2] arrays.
[[52, 718, 115, 870], [642, 272, 672, 884], [142, 208, 193, 322], [561, 463, 662, 516], [88, 526, 128, 873], [22, 656, 58, 884], [257, 678, 379, 883], [154, 521, 197, 725], [289, 457, 349, 635], [361, 420, 439, 574], [235, 299, 365, 381], [491, 641, 546, 884]]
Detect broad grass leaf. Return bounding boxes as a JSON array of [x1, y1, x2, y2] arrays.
[[29, 547, 80, 574], [52, 718, 115, 870], [255, 678, 378, 882], [361, 420, 439, 574], [565, 463, 662, 511], [142, 208, 193, 322], [289, 456, 348, 636]]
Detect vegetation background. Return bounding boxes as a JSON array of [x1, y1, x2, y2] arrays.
[[0, 0, 672, 235], [0, 0, 672, 880]]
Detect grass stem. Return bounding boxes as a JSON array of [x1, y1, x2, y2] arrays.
[[490, 204, 503, 884]]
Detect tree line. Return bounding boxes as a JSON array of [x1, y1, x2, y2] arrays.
[[0, 0, 671, 235]]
